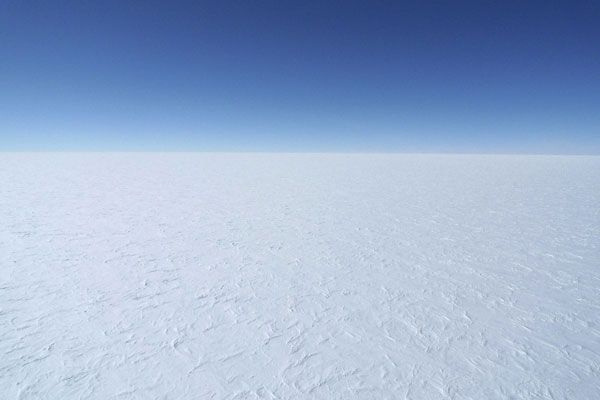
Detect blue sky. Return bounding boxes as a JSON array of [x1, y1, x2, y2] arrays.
[[1, 1, 599, 153]]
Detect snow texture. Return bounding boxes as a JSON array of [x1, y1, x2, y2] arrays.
[[1, 153, 599, 399]]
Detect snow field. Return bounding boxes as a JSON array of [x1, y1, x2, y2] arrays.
[[1, 153, 599, 399]]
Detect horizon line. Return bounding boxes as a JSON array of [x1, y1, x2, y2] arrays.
[[1, 150, 599, 156]]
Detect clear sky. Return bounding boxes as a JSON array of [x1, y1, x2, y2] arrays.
[[1, 1, 599, 153]]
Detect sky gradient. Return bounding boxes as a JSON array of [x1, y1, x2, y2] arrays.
[[1, 1, 599, 153]]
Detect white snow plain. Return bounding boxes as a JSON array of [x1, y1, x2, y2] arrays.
[[1, 153, 599, 399]]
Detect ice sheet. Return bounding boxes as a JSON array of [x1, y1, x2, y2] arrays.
[[1, 153, 599, 399]]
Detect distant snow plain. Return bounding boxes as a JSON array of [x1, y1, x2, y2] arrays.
[[1, 153, 599, 399]]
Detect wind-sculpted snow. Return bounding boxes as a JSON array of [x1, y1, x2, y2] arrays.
[[1, 153, 599, 399]]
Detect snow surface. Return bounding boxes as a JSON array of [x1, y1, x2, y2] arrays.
[[1, 153, 599, 399]]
